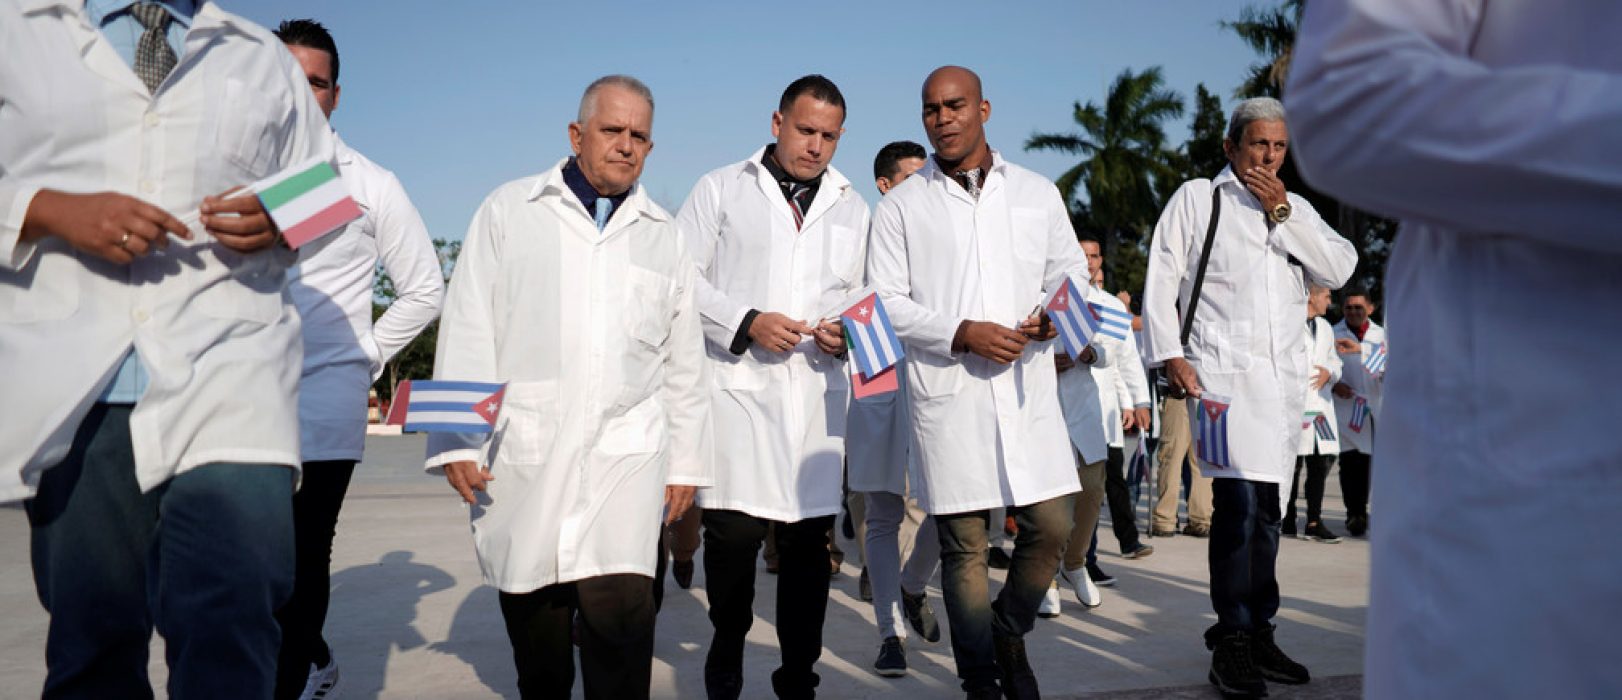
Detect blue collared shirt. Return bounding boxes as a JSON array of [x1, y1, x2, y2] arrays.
[[86, 0, 196, 404]]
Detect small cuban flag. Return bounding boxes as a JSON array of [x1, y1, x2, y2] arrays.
[[251, 157, 363, 249], [1085, 301, 1133, 342], [388, 380, 507, 434], [1348, 395, 1370, 434], [1127, 434, 1150, 487], [1195, 393, 1234, 468], [1304, 411, 1337, 441], [840, 292, 904, 380], [1045, 276, 1095, 360], [1363, 342, 1388, 376]]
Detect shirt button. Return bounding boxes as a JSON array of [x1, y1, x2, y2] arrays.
[[140, 179, 155, 194], [133, 309, 150, 323], [144, 112, 159, 128]]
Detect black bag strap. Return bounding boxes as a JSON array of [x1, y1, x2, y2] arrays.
[[1179, 186, 1222, 346]]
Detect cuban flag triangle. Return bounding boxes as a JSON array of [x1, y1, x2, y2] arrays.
[[841, 292, 904, 380], [392, 380, 507, 434], [1348, 395, 1370, 434], [252, 157, 363, 249], [1195, 393, 1234, 468], [1311, 412, 1336, 441], [1045, 276, 1095, 360], [1363, 342, 1388, 376], [1086, 301, 1133, 342]]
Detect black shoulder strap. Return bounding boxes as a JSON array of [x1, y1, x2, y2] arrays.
[[1180, 186, 1222, 346]]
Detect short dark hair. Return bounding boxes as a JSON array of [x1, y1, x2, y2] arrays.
[[779, 74, 846, 118], [873, 141, 927, 181], [275, 19, 339, 84], [1341, 284, 1371, 303]]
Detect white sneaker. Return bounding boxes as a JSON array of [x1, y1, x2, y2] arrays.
[[1062, 566, 1102, 609], [1037, 584, 1062, 618], [299, 656, 341, 700]]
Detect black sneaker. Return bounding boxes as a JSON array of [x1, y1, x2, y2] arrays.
[[1208, 631, 1267, 698], [1303, 522, 1341, 544], [987, 546, 1013, 570], [1346, 514, 1368, 537], [901, 588, 941, 643], [859, 567, 873, 602], [992, 633, 1040, 700], [1086, 562, 1117, 587], [1281, 519, 1297, 538], [1252, 624, 1310, 685], [873, 636, 907, 677]]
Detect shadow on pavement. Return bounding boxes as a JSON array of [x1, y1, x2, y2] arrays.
[[328, 550, 456, 699]]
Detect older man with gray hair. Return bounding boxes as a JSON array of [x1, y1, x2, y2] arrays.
[[1142, 97, 1356, 699]]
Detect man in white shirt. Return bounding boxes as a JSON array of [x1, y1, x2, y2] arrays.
[[426, 76, 711, 700], [273, 19, 445, 700], [1143, 97, 1356, 698], [675, 75, 869, 700], [1287, 285, 1342, 543], [1328, 289, 1383, 537], [849, 139, 942, 678], [1, 2, 335, 696], [867, 66, 1086, 700], [1085, 240, 1155, 562], [1287, 7, 1622, 693]]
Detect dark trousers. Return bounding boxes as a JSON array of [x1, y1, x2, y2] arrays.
[[274, 460, 357, 699], [1339, 450, 1371, 519], [1102, 446, 1143, 551], [936, 494, 1074, 692], [1206, 479, 1281, 643], [1286, 452, 1335, 527], [498, 574, 655, 700], [701, 509, 834, 698], [25, 404, 295, 700]]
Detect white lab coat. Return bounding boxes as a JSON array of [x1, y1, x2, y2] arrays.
[[1109, 313, 1153, 447], [1330, 319, 1384, 455], [867, 152, 1086, 514], [0, 1, 335, 501], [1297, 317, 1342, 456], [425, 162, 711, 592], [1287, 2, 1622, 695], [1141, 168, 1357, 485], [290, 136, 443, 463], [1056, 288, 1124, 464], [676, 149, 869, 522]]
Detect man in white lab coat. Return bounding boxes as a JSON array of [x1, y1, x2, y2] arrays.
[[867, 66, 1085, 700], [1142, 97, 1356, 698], [1287, 5, 1622, 695], [676, 75, 868, 700], [849, 139, 942, 679], [1085, 240, 1155, 562], [425, 76, 711, 700], [1287, 285, 1342, 543], [1328, 289, 1383, 537], [275, 19, 445, 699], [1, 2, 336, 696]]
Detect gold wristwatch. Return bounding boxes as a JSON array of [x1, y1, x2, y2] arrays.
[[1269, 201, 1292, 224]]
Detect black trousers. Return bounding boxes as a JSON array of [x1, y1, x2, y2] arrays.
[[1286, 452, 1336, 527], [1207, 479, 1281, 642], [1339, 450, 1372, 519], [701, 509, 834, 699], [1103, 446, 1143, 551], [498, 574, 655, 700], [273, 460, 356, 700]]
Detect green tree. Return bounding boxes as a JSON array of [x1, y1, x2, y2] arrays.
[[1026, 66, 1185, 296], [1158, 83, 1228, 205], [372, 238, 460, 401], [1223, 0, 1304, 100]]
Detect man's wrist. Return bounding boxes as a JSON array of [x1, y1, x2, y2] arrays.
[[951, 319, 972, 354]]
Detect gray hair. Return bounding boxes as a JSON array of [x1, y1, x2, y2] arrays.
[[1226, 97, 1285, 144], [577, 75, 654, 124]]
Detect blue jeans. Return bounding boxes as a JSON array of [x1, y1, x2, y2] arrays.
[[935, 494, 1073, 692], [25, 404, 296, 700], [1206, 478, 1281, 644]]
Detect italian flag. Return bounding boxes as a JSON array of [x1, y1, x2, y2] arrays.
[[253, 157, 362, 249]]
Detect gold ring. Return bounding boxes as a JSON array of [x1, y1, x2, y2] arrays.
[[118, 232, 131, 249]]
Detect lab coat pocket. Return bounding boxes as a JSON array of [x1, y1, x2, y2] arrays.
[[826, 224, 864, 284], [196, 247, 285, 324], [909, 356, 963, 399], [600, 394, 665, 456], [494, 380, 560, 466], [619, 266, 675, 409], [212, 78, 283, 174], [1193, 322, 1253, 374]]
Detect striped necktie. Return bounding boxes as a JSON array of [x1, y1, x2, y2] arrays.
[[786, 183, 812, 230], [594, 198, 612, 232], [130, 3, 177, 95], [958, 168, 982, 200]]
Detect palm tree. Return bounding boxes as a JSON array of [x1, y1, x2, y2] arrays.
[[1223, 0, 1304, 98]]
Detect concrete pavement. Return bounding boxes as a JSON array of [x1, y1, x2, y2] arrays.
[[0, 435, 1368, 698]]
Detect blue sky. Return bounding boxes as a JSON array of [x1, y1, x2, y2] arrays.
[[235, 1, 1263, 242]]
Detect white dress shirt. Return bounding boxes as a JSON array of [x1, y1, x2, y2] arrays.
[[1141, 167, 1357, 485], [425, 161, 711, 592], [0, 0, 335, 500], [290, 136, 444, 462], [676, 149, 869, 522], [1287, 2, 1622, 695], [867, 151, 1086, 514]]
